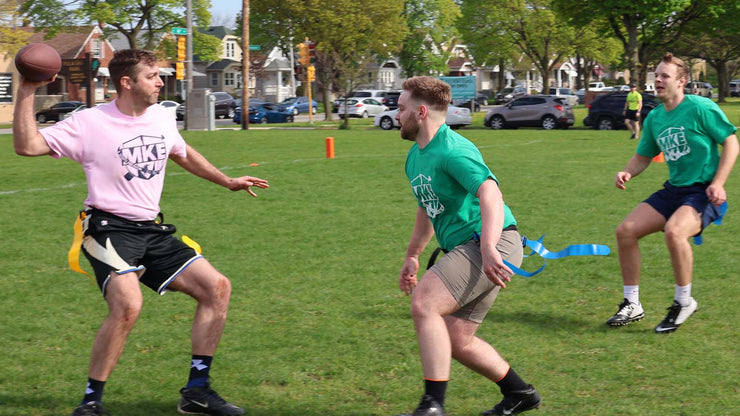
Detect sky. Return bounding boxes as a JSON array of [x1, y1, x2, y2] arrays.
[[209, 0, 242, 27]]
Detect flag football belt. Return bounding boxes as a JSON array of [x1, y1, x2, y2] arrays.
[[67, 210, 202, 284], [693, 201, 728, 245], [427, 231, 611, 278]]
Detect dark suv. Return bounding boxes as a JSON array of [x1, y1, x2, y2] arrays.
[[212, 92, 237, 119], [583, 91, 660, 130]]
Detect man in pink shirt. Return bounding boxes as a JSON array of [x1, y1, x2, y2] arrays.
[[13, 49, 268, 416]]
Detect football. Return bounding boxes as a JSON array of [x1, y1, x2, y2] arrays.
[[14, 43, 62, 82]]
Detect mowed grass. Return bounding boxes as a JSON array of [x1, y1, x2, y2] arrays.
[[1, 126, 738, 416]]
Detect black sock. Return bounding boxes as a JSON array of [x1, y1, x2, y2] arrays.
[[495, 367, 530, 395], [186, 355, 213, 388], [82, 378, 105, 404], [424, 379, 448, 406]]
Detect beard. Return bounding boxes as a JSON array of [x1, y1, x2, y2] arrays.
[[400, 117, 419, 142]]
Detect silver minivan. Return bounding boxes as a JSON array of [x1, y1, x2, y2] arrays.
[[730, 80, 740, 97]]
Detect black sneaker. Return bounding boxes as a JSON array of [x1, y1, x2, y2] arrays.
[[606, 298, 645, 327], [178, 385, 244, 415], [71, 401, 109, 416], [481, 385, 541, 415], [397, 394, 446, 416], [655, 298, 698, 333]]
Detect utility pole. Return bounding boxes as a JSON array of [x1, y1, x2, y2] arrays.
[[185, 0, 193, 130], [241, 0, 249, 130]]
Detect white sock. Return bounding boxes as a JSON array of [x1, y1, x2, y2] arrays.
[[624, 285, 640, 305], [675, 284, 692, 307]]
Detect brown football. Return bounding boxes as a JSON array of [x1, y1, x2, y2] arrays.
[[14, 43, 62, 82]]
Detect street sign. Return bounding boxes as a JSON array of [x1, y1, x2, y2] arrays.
[[248, 45, 260, 51], [439, 76, 476, 100], [172, 27, 187, 35], [61, 59, 86, 84]]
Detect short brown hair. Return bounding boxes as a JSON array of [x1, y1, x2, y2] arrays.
[[109, 49, 159, 94], [661, 52, 689, 81], [402, 76, 451, 112]]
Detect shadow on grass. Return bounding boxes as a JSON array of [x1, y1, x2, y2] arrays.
[[0, 394, 379, 416]]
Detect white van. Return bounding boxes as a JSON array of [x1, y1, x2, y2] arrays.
[[730, 80, 740, 97]]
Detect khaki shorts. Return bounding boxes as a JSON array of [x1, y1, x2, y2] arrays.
[[430, 230, 523, 323]]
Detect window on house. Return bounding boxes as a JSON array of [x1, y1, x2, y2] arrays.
[[225, 40, 237, 59], [225, 72, 235, 87], [91, 39, 102, 58], [210, 73, 219, 87]]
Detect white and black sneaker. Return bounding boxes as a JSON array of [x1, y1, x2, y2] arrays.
[[606, 299, 645, 327], [654, 298, 698, 333]]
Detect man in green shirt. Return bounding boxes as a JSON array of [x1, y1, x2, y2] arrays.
[[396, 76, 539, 416], [623, 83, 643, 139], [607, 53, 738, 333]]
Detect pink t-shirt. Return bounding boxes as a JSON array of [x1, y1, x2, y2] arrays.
[[41, 100, 187, 221]]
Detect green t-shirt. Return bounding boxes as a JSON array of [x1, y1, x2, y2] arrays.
[[626, 91, 642, 110], [405, 123, 516, 251], [637, 95, 736, 187]]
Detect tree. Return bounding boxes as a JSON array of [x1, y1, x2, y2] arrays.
[[249, 0, 406, 122], [458, 0, 519, 92], [0, 0, 30, 55], [673, 0, 740, 102], [19, 0, 212, 50], [399, 0, 461, 78], [462, 0, 576, 93], [556, 0, 701, 89]]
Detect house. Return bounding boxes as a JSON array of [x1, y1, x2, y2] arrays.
[[0, 26, 115, 122], [194, 26, 242, 95], [19, 26, 116, 105]]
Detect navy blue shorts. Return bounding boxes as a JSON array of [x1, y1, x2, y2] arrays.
[[81, 209, 201, 297], [644, 181, 723, 235]]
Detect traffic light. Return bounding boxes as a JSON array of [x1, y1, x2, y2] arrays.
[[309, 42, 316, 64], [90, 58, 100, 78], [297, 42, 309, 67], [176, 62, 184, 80], [307, 65, 315, 82], [177, 36, 186, 61]]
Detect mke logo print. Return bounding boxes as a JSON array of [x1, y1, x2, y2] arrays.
[[117, 135, 167, 181], [657, 126, 690, 161], [411, 173, 444, 218]]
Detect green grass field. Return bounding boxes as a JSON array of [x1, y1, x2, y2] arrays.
[[1, 124, 738, 415]]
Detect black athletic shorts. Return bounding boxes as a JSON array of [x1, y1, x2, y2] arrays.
[[625, 109, 639, 121], [81, 209, 201, 297]]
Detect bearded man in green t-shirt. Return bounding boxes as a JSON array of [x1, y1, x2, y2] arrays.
[[607, 53, 738, 333], [395, 76, 540, 416]]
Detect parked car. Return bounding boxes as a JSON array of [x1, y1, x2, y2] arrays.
[[684, 81, 713, 98], [35, 101, 86, 123], [583, 91, 660, 130], [452, 94, 489, 112], [278, 96, 317, 115], [60, 104, 88, 120], [644, 83, 655, 94], [548, 87, 579, 106], [232, 99, 266, 124], [234, 102, 294, 124], [157, 100, 180, 118], [337, 97, 388, 118], [176, 92, 237, 120], [575, 88, 586, 104], [373, 105, 472, 130], [730, 79, 740, 97], [494, 86, 527, 104], [380, 91, 401, 109], [484, 95, 574, 130], [212, 92, 237, 119]]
